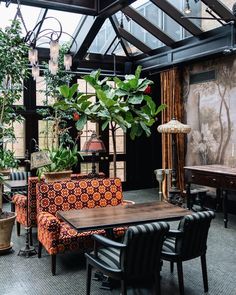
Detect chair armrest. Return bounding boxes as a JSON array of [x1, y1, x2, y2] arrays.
[[12, 194, 27, 207], [93, 234, 126, 249], [167, 229, 183, 238], [37, 212, 60, 232]]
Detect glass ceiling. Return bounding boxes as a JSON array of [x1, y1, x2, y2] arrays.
[[0, 3, 42, 35], [38, 10, 82, 48], [0, 0, 234, 58]]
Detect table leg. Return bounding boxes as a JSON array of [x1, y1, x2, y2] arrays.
[[186, 183, 191, 209], [216, 188, 222, 212], [222, 190, 228, 228]]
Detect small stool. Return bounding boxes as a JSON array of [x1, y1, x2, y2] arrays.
[[183, 186, 208, 211]]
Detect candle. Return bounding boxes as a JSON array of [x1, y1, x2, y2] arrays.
[[232, 143, 235, 157]]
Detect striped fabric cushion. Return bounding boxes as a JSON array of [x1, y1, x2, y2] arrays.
[[162, 237, 176, 254], [10, 172, 30, 180], [93, 247, 121, 270]]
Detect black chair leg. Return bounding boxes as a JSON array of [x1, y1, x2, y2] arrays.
[[121, 279, 127, 295], [201, 254, 208, 293], [177, 261, 185, 295], [170, 261, 174, 273], [154, 273, 161, 295], [16, 222, 21, 236], [51, 254, 56, 276], [29, 227, 33, 246], [38, 241, 42, 258], [86, 262, 92, 295]]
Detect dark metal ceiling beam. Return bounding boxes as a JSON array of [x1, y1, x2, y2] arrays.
[[72, 16, 106, 64], [110, 16, 131, 57], [122, 6, 175, 47], [118, 27, 151, 54], [7, 0, 97, 15], [135, 25, 233, 73], [98, 0, 137, 17], [201, 0, 235, 21], [150, 0, 203, 36]]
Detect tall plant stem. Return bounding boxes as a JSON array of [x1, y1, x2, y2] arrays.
[[111, 122, 117, 177]]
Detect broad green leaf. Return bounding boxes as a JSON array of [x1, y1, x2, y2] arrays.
[[68, 83, 79, 98], [155, 103, 167, 115], [60, 85, 70, 98], [75, 113, 87, 131], [135, 65, 142, 79], [102, 120, 109, 131], [128, 94, 143, 104]]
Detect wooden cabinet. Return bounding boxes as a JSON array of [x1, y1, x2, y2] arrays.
[[184, 165, 236, 228]]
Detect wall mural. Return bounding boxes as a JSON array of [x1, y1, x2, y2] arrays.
[[184, 55, 236, 167]]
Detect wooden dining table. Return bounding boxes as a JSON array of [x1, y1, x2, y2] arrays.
[[57, 201, 191, 232]]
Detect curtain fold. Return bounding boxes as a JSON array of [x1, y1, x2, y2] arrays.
[[160, 68, 185, 199]]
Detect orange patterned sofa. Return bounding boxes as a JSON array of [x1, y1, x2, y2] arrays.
[[12, 177, 39, 244], [12, 173, 105, 244], [36, 177, 125, 275]]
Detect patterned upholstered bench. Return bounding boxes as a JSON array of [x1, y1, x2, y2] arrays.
[[12, 173, 105, 243], [12, 177, 39, 244], [36, 177, 125, 275]]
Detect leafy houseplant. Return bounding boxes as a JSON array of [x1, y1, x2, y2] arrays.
[[0, 20, 28, 252], [37, 145, 80, 182], [57, 66, 166, 177]]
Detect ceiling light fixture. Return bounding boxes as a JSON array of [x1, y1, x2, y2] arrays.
[[8, 0, 77, 79], [184, 0, 192, 15]]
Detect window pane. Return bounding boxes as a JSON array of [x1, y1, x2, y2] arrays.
[[36, 76, 47, 106], [38, 120, 54, 150], [109, 127, 125, 154], [109, 161, 126, 181], [5, 120, 25, 158]]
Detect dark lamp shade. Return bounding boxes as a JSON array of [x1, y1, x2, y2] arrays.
[[81, 132, 106, 153]]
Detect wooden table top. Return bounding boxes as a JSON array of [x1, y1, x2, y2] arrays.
[[184, 165, 236, 176], [57, 201, 191, 232], [4, 180, 27, 189]]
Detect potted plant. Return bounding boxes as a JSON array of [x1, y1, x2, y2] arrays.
[[37, 145, 80, 182], [57, 66, 166, 176], [0, 20, 28, 252]]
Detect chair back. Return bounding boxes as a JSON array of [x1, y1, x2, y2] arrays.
[[176, 211, 215, 260], [10, 171, 31, 181], [121, 222, 169, 279]]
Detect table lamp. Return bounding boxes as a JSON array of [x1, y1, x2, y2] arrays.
[[157, 118, 191, 204], [81, 131, 106, 178]]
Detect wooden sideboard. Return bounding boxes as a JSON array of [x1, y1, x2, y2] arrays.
[[184, 165, 236, 228]]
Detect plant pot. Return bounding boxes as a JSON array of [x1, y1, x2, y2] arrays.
[[44, 170, 72, 182], [0, 169, 10, 176], [0, 211, 16, 253]]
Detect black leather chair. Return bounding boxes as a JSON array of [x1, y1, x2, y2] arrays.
[[161, 211, 215, 295], [85, 222, 170, 295]]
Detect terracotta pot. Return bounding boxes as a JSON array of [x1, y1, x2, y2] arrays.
[[44, 170, 72, 182], [0, 212, 16, 253]]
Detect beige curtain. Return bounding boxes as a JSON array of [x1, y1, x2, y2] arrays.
[[160, 68, 185, 199]]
